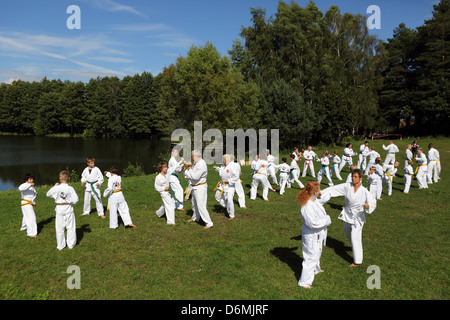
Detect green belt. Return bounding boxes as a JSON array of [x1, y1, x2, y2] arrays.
[[389, 152, 395, 154], [86, 181, 100, 200], [171, 173, 181, 183]]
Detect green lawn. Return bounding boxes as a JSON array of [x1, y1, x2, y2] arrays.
[[0, 138, 449, 300]]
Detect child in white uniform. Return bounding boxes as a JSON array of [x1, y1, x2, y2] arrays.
[[330, 151, 343, 180], [382, 161, 399, 196], [403, 160, 414, 194], [46, 171, 79, 250], [367, 166, 378, 198], [103, 166, 137, 229], [316, 151, 334, 186], [18, 173, 38, 238], [289, 153, 305, 189], [302, 146, 317, 178], [214, 154, 240, 219], [81, 157, 104, 218], [275, 158, 291, 195]]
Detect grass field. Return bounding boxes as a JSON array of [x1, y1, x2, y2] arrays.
[[0, 138, 449, 300]]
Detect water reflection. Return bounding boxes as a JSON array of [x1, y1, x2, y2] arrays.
[[0, 135, 171, 191]]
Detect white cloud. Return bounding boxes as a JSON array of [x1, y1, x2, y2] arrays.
[[86, 0, 148, 19]]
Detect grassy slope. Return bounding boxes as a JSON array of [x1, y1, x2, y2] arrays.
[[0, 138, 449, 300]]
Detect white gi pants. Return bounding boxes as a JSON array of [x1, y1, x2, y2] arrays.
[[109, 200, 133, 228], [267, 164, 278, 184], [83, 187, 104, 216], [156, 193, 176, 225], [215, 186, 235, 218], [20, 203, 37, 237], [302, 160, 315, 177], [279, 174, 288, 195], [416, 166, 428, 189], [290, 169, 305, 189], [384, 154, 395, 166], [343, 221, 364, 265], [357, 154, 367, 170], [250, 174, 270, 200], [317, 166, 333, 186], [376, 177, 383, 199], [298, 231, 325, 287], [427, 161, 439, 184], [191, 184, 213, 227], [404, 175, 412, 193], [331, 163, 343, 180], [369, 183, 378, 198], [55, 211, 77, 250], [234, 180, 246, 208], [382, 175, 394, 196], [169, 175, 184, 209], [339, 156, 352, 172]]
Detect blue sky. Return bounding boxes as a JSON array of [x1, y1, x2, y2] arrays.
[[0, 0, 440, 84]]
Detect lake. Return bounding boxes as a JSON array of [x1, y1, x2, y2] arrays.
[[0, 135, 172, 192]]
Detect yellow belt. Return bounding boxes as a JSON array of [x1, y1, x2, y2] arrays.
[[112, 190, 122, 194], [191, 182, 207, 187], [214, 181, 226, 198], [21, 199, 36, 208], [256, 172, 265, 175]]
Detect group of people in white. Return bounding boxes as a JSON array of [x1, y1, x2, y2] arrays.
[[18, 157, 136, 250], [18, 139, 442, 290]]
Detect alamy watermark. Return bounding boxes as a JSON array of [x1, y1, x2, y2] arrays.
[[66, 265, 81, 289], [171, 121, 279, 165], [366, 265, 381, 289]]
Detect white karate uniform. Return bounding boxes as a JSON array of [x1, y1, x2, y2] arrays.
[[404, 149, 413, 170], [364, 150, 381, 176], [415, 153, 428, 189], [339, 148, 357, 172], [185, 159, 213, 227], [302, 150, 317, 177], [275, 163, 291, 195], [298, 194, 332, 287], [367, 173, 378, 198], [103, 173, 133, 229], [321, 182, 377, 265], [289, 159, 305, 189], [427, 148, 440, 184], [155, 167, 177, 225], [267, 154, 278, 185], [316, 157, 333, 186], [330, 155, 343, 180], [230, 161, 246, 208], [382, 164, 397, 196], [81, 166, 104, 216], [403, 165, 413, 193], [168, 156, 185, 209], [374, 164, 384, 199], [250, 159, 272, 200], [18, 182, 38, 237], [357, 145, 369, 170], [214, 163, 240, 218], [382, 143, 399, 165], [46, 183, 79, 250]]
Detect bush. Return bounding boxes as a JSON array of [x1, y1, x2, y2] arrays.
[[122, 160, 145, 177]]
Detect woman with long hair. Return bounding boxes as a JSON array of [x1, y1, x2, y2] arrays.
[[297, 181, 332, 289]]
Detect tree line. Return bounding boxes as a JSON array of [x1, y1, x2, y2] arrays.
[[0, 0, 448, 148]]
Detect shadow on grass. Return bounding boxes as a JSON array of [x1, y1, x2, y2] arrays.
[[37, 216, 55, 234], [270, 247, 303, 281], [325, 237, 353, 264], [76, 224, 91, 245]]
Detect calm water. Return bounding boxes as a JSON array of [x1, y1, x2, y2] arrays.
[[0, 135, 172, 192]]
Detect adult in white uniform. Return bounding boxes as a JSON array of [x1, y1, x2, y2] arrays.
[[81, 157, 104, 217], [297, 181, 332, 289], [404, 145, 413, 171], [357, 141, 370, 171], [382, 140, 399, 166], [229, 155, 246, 208], [339, 143, 357, 172], [250, 154, 274, 201], [46, 171, 79, 250], [302, 146, 317, 178], [18, 173, 38, 238], [415, 149, 428, 189], [289, 154, 305, 189], [155, 162, 179, 225], [103, 167, 137, 229], [185, 150, 214, 229], [364, 147, 381, 176], [168, 149, 186, 211], [321, 169, 377, 267], [214, 154, 240, 219], [426, 143, 440, 184]]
